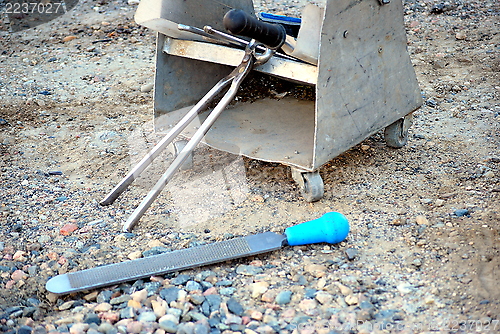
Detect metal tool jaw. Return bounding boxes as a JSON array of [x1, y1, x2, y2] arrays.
[[100, 34, 274, 232]]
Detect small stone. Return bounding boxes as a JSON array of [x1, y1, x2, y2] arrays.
[[203, 287, 217, 296], [60, 223, 78, 236], [194, 322, 210, 334], [416, 215, 428, 225], [97, 290, 113, 303], [236, 265, 263, 276], [141, 83, 154, 93], [315, 291, 333, 305], [58, 301, 75, 311], [151, 300, 167, 317], [83, 313, 101, 325], [11, 270, 27, 281], [128, 251, 142, 260], [250, 311, 263, 321], [220, 287, 236, 296], [397, 283, 414, 294], [69, 323, 89, 334], [120, 307, 136, 319], [435, 199, 445, 207], [127, 321, 143, 334], [345, 248, 358, 261], [17, 326, 33, 334], [336, 283, 352, 296], [159, 319, 178, 333], [299, 299, 317, 312], [275, 290, 292, 305], [94, 303, 112, 312], [13, 250, 27, 262], [304, 264, 327, 278], [455, 32, 467, 40], [83, 291, 99, 302], [454, 209, 469, 217], [177, 322, 195, 334], [63, 36, 78, 42], [484, 171, 495, 178], [205, 294, 222, 311], [345, 294, 359, 306], [138, 311, 157, 322], [128, 300, 142, 309], [131, 289, 148, 302], [171, 274, 191, 285], [226, 298, 244, 316], [251, 281, 269, 299], [110, 294, 131, 305], [186, 281, 202, 292], [160, 287, 179, 303]]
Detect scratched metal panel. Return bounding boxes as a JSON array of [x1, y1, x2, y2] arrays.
[[313, 0, 422, 168], [153, 0, 255, 121]]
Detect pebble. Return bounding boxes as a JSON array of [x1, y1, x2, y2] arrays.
[[94, 303, 112, 312], [236, 265, 263, 276], [304, 264, 327, 278], [160, 287, 180, 303], [140, 83, 154, 93], [131, 289, 148, 302], [171, 274, 191, 285], [126, 321, 143, 333], [186, 281, 202, 292], [251, 282, 269, 299], [137, 311, 157, 322], [110, 295, 131, 305], [62, 36, 78, 42], [416, 215, 429, 225], [454, 209, 470, 217], [344, 295, 359, 307], [275, 290, 292, 305], [315, 291, 333, 305], [60, 223, 78, 236], [159, 319, 178, 333], [226, 298, 244, 316], [345, 248, 358, 261]]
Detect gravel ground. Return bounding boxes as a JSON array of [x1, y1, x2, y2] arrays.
[[0, 0, 499, 333]]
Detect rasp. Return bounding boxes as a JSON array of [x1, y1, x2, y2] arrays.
[[46, 212, 349, 294]]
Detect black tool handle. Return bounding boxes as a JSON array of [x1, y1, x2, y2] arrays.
[[223, 9, 286, 49]]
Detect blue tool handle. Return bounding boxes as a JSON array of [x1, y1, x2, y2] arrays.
[[223, 9, 286, 49], [285, 212, 349, 246]]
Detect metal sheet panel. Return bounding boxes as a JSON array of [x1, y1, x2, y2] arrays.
[[314, 0, 422, 168]]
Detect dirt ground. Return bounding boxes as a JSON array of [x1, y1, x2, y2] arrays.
[[0, 0, 499, 331]]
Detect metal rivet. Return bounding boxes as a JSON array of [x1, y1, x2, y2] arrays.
[[378, 47, 383, 53]]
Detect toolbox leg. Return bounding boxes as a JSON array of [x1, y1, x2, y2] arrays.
[[173, 140, 194, 170], [291, 167, 325, 202], [384, 113, 413, 148]]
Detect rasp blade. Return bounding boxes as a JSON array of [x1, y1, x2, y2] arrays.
[[46, 232, 286, 294]]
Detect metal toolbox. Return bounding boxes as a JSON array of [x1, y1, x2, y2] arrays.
[[142, 0, 422, 202]]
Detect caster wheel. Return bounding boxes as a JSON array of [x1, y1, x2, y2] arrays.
[[173, 140, 194, 170], [384, 113, 413, 148], [291, 168, 324, 202]]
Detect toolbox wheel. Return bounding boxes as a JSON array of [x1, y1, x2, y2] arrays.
[[291, 168, 324, 202], [173, 140, 194, 170], [384, 113, 413, 148]]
